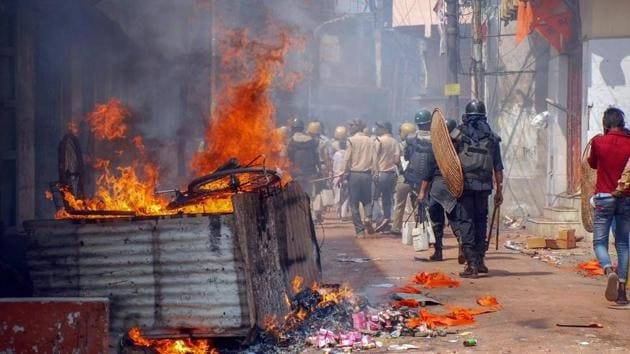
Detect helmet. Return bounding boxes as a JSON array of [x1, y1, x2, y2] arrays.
[[333, 126, 348, 140], [445, 119, 457, 133], [375, 121, 393, 134], [306, 121, 322, 135], [290, 117, 304, 132], [399, 122, 416, 140], [465, 100, 486, 116], [414, 110, 432, 126]]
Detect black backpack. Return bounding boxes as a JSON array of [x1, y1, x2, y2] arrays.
[[288, 138, 319, 176]]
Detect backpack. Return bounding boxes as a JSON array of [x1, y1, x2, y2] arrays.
[[403, 133, 432, 185], [457, 131, 497, 184], [288, 137, 319, 176]]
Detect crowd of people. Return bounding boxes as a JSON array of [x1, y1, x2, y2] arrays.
[[280, 101, 629, 304]]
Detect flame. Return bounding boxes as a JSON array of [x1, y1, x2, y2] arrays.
[[411, 272, 461, 289], [291, 275, 304, 294], [265, 280, 355, 341], [191, 27, 300, 175], [53, 26, 303, 219], [55, 100, 235, 219], [86, 98, 129, 141], [128, 327, 217, 354], [577, 259, 605, 276]]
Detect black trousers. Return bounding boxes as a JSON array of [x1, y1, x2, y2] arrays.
[[427, 197, 445, 250], [447, 190, 490, 258]]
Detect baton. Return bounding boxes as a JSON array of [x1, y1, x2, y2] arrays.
[[486, 204, 498, 251], [495, 205, 501, 250], [309, 173, 344, 183]]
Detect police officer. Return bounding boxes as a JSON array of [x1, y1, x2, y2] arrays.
[[307, 120, 331, 222], [341, 118, 376, 237], [288, 118, 320, 200], [373, 121, 401, 232], [418, 119, 462, 263], [404, 110, 447, 261], [391, 122, 417, 235], [450, 100, 504, 277]]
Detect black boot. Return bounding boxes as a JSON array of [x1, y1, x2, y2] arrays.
[[478, 257, 488, 274], [429, 248, 443, 261], [617, 282, 628, 305], [459, 248, 479, 279], [457, 246, 465, 265]]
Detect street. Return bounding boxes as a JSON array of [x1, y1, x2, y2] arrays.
[[318, 218, 630, 352]]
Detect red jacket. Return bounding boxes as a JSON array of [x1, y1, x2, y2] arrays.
[[587, 130, 630, 195]]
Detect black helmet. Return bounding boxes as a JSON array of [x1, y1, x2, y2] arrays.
[[375, 121, 392, 134], [290, 117, 304, 132], [445, 119, 457, 133], [465, 100, 486, 116], [414, 110, 432, 126]]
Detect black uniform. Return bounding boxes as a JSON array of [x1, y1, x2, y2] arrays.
[[454, 117, 503, 273], [288, 132, 320, 197]]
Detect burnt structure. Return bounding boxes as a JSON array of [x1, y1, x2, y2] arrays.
[[24, 182, 321, 344]]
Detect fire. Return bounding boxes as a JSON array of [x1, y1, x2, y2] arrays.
[[264, 280, 356, 341], [128, 327, 217, 354], [312, 282, 354, 307], [86, 98, 129, 141], [191, 26, 300, 175], [291, 275, 304, 294], [52, 26, 303, 219]]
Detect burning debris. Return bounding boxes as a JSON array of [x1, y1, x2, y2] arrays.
[[48, 25, 303, 220], [127, 328, 218, 354], [240, 277, 502, 353]]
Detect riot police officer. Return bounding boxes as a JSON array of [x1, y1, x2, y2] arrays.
[[453, 100, 504, 277], [405, 110, 446, 261], [288, 118, 320, 199], [391, 122, 417, 235]]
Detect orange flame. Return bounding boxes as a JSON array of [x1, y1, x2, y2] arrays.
[[54, 27, 304, 219], [128, 327, 217, 354], [191, 27, 300, 175], [86, 98, 129, 141], [291, 275, 304, 294]]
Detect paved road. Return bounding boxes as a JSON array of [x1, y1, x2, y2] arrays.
[[317, 219, 630, 353]]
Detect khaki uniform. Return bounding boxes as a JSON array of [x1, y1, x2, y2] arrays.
[[374, 134, 401, 221], [343, 132, 376, 233]]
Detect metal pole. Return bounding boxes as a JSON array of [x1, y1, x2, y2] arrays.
[[472, 0, 485, 100], [445, 0, 460, 119]]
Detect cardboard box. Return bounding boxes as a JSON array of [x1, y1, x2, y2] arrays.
[[526, 237, 548, 249]]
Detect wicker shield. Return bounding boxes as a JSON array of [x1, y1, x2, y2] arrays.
[[430, 109, 464, 198], [580, 135, 600, 233]]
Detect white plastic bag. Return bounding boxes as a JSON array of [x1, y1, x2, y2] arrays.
[[402, 221, 414, 245]]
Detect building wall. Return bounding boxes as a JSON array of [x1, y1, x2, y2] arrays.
[[580, 0, 630, 40], [488, 22, 550, 218], [582, 38, 630, 143]]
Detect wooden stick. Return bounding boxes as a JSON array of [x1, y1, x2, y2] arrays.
[[495, 205, 501, 250], [486, 205, 498, 250]]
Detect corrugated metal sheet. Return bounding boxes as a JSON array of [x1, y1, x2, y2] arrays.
[[24, 214, 251, 340], [0, 297, 109, 354]]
